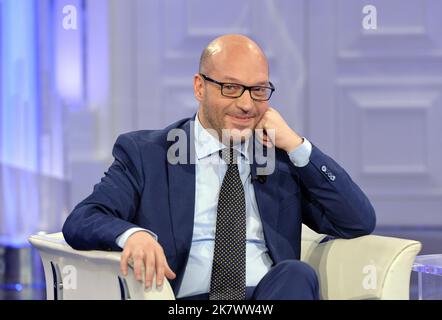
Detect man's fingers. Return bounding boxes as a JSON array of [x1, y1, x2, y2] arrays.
[[165, 260, 176, 280], [121, 236, 174, 289], [120, 251, 130, 276], [133, 254, 144, 282], [155, 267, 165, 287], [154, 251, 166, 287], [256, 130, 273, 148], [165, 267, 176, 280], [255, 129, 265, 144], [262, 133, 274, 148], [144, 252, 155, 288]]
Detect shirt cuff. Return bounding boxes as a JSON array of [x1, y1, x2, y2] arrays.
[[288, 137, 312, 167], [115, 227, 159, 249]]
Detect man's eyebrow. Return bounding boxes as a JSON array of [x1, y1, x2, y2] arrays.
[[222, 76, 270, 86]]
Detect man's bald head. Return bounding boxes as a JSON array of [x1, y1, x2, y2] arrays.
[[194, 34, 271, 144], [198, 34, 268, 76]]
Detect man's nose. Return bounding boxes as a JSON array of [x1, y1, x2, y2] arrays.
[[235, 89, 254, 112]]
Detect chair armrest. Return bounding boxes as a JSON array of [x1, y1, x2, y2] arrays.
[[303, 235, 422, 300], [29, 233, 175, 300]]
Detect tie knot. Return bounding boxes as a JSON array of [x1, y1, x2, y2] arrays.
[[219, 148, 239, 165]]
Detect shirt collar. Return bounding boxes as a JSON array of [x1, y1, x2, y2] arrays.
[[194, 112, 251, 162]]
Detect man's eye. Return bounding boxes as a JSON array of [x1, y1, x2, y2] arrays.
[[252, 87, 267, 95], [224, 84, 241, 91]]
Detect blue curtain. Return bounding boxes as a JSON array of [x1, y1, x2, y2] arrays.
[[0, 0, 84, 246]]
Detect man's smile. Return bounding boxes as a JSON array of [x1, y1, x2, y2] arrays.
[[226, 114, 255, 125]]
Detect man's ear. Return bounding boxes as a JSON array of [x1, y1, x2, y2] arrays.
[[193, 74, 204, 101]]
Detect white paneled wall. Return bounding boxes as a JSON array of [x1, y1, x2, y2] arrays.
[[308, 0, 442, 225], [63, 0, 442, 227]]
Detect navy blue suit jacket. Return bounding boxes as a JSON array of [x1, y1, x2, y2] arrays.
[[62, 116, 376, 295]]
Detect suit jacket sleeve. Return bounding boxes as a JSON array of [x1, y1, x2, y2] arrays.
[[62, 133, 145, 251], [294, 144, 376, 238]]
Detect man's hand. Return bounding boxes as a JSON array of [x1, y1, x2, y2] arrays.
[[255, 107, 303, 153], [120, 231, 176, 288]]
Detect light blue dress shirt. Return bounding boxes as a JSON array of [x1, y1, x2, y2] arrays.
[[116, 113, 312, 298]]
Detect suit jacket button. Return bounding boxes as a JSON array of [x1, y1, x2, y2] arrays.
[[321, 165, 327, 172]]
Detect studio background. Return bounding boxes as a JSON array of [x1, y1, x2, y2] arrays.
[[1, 0, 441, 298]]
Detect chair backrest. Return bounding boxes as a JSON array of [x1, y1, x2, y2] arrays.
[[300, 224, 327, 262], [29, 233, 175, 300]]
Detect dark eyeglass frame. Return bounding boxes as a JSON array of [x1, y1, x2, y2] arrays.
[[199, 73, 275, 101]]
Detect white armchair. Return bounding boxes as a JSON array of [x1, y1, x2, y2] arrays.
[[29, 225, 421, 300], [300, 225, 421, 299]]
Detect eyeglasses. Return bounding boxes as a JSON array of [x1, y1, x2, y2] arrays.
[[199, 73, 275, 101]]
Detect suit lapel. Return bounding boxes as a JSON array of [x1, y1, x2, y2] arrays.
[[249, 137, 280, 236], [167, 119, 196, 255]]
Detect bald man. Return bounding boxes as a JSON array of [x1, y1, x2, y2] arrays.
[[63, 34, 376, 300]]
